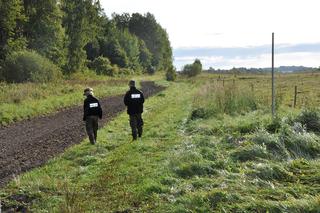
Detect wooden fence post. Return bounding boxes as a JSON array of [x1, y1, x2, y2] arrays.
[[293, 86, 297, 108]]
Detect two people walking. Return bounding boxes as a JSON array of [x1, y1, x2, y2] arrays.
[[83, 80, 145, 144]]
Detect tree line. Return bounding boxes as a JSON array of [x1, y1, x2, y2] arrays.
[[0, 0, 174, 83], [207, 66, 320, 74]]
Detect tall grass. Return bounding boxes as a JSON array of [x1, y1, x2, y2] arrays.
[[191, 81, 262, 119]]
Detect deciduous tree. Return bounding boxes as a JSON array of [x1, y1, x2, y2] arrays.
[[0, 0, 26, 62]]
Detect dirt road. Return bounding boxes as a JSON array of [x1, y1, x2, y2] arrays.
[[0, 81, 164, 187]]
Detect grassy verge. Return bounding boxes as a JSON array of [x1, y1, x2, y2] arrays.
[[1, 73, 320, 212]]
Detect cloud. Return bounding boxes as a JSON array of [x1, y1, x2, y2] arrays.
[[174, 43, 320, 69], [174, 56, 224, 70], [101, 0, 320, 49]]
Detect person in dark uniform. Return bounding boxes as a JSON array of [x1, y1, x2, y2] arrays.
[[124, 80, 145, 141], [83, 87, 102, 144]]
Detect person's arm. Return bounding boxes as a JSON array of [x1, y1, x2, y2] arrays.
[[98, 100, 103, 119], [83, 100, 87, 121], [141, 91, 145, 104], [124, 92, 129, 106]]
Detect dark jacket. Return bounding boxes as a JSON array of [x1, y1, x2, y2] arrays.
[[124, 87, 145, 115], [83, 95, 102, 121]]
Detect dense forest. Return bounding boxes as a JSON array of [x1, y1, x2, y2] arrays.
[[0, 0, 174, 83]]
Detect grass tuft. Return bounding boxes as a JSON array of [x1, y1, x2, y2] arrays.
[[231, 143, 269, 162], [295, 109, 320, 134]]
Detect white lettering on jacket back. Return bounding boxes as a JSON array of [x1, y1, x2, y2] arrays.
[[90, 103, 98, 108], [131, 94, 141, 99]]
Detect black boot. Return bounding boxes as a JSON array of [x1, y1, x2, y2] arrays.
[[89, 135, 96, 145], [138, 128, 143, 138], [132, 130, 137, 141]]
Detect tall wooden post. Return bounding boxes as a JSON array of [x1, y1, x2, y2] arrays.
[[272, 33, 275, 117]]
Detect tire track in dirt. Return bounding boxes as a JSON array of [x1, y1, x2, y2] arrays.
[[0, 81, 165, 187]]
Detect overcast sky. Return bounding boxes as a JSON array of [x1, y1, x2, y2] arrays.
[[100, 0, 320, 69]]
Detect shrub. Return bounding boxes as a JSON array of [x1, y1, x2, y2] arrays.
[[2, 50, 62, 83], [166, 65, 177, 81], [252, 129, 289, 160], [69, 69, 98, 81], [88, 56, 115, 76], [118, 67, 134, 75], [111, 64, 120, 76], [265, 116, 282, 133], [280, 124, 320, 159], [295, 110, 320, 134], [182, 59, 202, 77]]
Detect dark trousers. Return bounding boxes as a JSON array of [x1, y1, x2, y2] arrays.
[[129, 114, 143, 140], [85, 115, 99, 144]]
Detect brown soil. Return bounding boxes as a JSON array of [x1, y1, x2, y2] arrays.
[[0, 81, 165, 187]]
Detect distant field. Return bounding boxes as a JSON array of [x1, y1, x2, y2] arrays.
[[1, 72, 319, 212], [201, 71, 320, 110]]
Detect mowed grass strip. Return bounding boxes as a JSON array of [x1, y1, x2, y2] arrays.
[[1, 80, 195, 212]]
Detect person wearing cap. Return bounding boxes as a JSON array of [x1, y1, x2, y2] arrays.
[[124, 80, 145, 141], [83, 87, 102, 144]]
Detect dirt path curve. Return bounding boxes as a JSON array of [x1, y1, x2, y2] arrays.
[[0, 81, 165, 187]]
